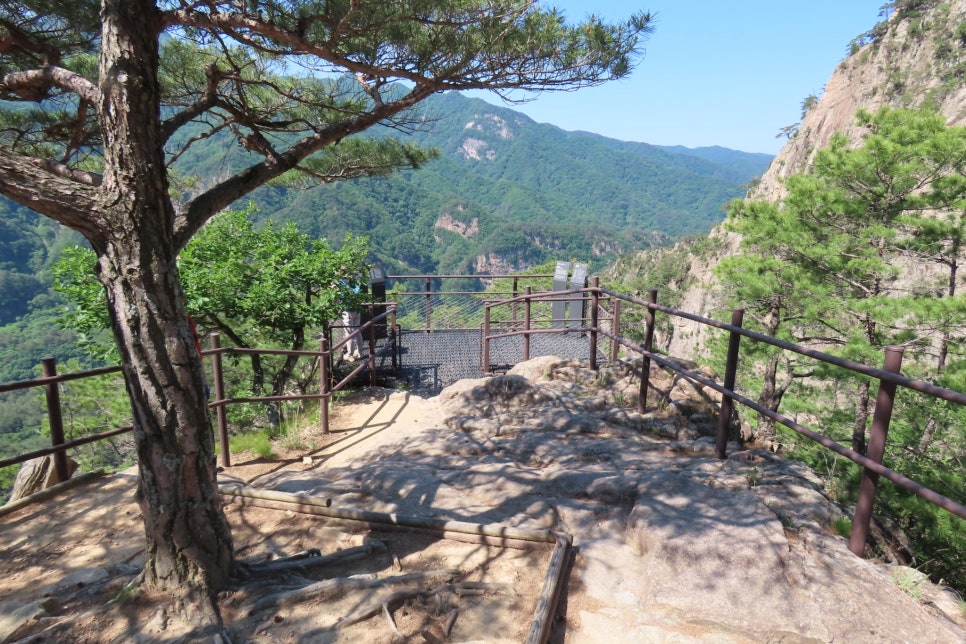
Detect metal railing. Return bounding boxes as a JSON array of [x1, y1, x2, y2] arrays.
[[4, 276, 965, 565], [0, 305, 398, 477], [481, 278, 966, 557]]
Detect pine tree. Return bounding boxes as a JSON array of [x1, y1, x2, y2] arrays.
[[0, 0, 652, 628]]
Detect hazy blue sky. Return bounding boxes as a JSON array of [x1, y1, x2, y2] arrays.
[[470, 1, 888, 154]]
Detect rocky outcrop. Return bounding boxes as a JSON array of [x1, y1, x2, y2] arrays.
[[756, 0, 966, 201], [6, 455, 78, 504], [456, 136, 496, 161], [456, 112, 519, 161], [633, 0, 966, 358], [263, 358, 966, 642], [434, 212, 479, 238], [472, 251, 528, 274]]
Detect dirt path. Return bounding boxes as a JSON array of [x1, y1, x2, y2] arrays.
[[0, 388, 555, 643]]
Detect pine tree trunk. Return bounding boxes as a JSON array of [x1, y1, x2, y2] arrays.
[[756, 355, 781, 441], [852, 379, 870, 455], [96, 0, 233, 598], [99, 245, 234, 593], [917, 258, 956, 456]]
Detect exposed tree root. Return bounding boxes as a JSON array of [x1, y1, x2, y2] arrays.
[[10, 609, 102, 643], [243, 568, 460, 615], [236, 541, 387, 579], [310, 580, 517, 638]]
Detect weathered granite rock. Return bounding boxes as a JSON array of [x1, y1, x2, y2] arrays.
[[6, 455, 78, 504], [263, 357, 966, 642]]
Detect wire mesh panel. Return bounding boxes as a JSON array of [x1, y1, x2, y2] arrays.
[[381, 273, 609, 394], [386, 274, 556, 332], [390, 292, 490, 330]]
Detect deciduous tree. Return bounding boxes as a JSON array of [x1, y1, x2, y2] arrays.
[[53, 206, 371, 423]]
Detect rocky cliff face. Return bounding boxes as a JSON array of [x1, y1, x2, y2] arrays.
[[757, 0, 966, 201], [633, 0, 966, 358]]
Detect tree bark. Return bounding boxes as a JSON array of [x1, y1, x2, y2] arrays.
[[269, 327, 306, 426], [753, 305, 786, 442], [756, 354, 782, 441], [96, 0, 233, 597], [917, 256, 957, 456], [852, 379, 870, 455]]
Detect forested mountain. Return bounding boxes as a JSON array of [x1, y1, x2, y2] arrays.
[[0, 90, 770, 379], [173, 90, 771, 275]]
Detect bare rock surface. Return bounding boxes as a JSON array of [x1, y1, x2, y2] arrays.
[[259, 357, 966, 642], [1, 357, 963, 641]]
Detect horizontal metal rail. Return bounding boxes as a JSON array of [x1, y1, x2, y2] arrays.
[[482, 281, 966, 559], [1, 305, 398, 475]]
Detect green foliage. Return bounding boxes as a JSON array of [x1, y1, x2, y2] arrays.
[[41, 360, 135, 472], [0, 308, 88, 382], [716, 106, 966, 591], [227, 430, 274, 460], [180, 206, 370, 344], [833, 516, 853, 539], [50, 206, 371, 426], [51, 246, 116, 361], [892, 568, 927, 601]]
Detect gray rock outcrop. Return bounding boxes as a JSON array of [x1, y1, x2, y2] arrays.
[[263, 358, 966, 642]]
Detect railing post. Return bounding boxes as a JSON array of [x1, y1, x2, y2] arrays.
[[391, 306, 398, 372], [523, 286, 532, 362], [210, 333, 230, 468], [512, 276, 519, 323], [41, 357, 69, 483], [368, 316, 377, 387], [610, 299, 622, 362], [715, 308, 745, 459], [589, 277, 599, 371], [638, 289, 657, 414], [483, 304, 491, 374], [319, 337, 330, 435], [425, 277, 432, 332], [850, 346, 904, 556]]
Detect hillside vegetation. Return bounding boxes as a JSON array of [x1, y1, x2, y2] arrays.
[[0, 89, 767, 496], [176, 90, 770, 275], [606, 0, 966, 593]]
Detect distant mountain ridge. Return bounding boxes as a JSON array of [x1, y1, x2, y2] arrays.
[[0, 90, 770, 328], [243, 91, 772, 274]]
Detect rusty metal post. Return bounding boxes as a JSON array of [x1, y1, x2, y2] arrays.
[[319, 337, 330, 435], [589, 277, 599, 371], [41, 357, 69, 483], [483, 305, 491, 374], [368, 316, 377, 387], [523, 286, 532, 362], [610, 299, 622, 362], [715, 308, 745, 459], [425, 277, 432, 332], [637, 289, 657, 414], [512, 275, 519, 323], [850, 346, 904, 556], [391, 307, 398, 372], [210, 333, 230, 468]]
